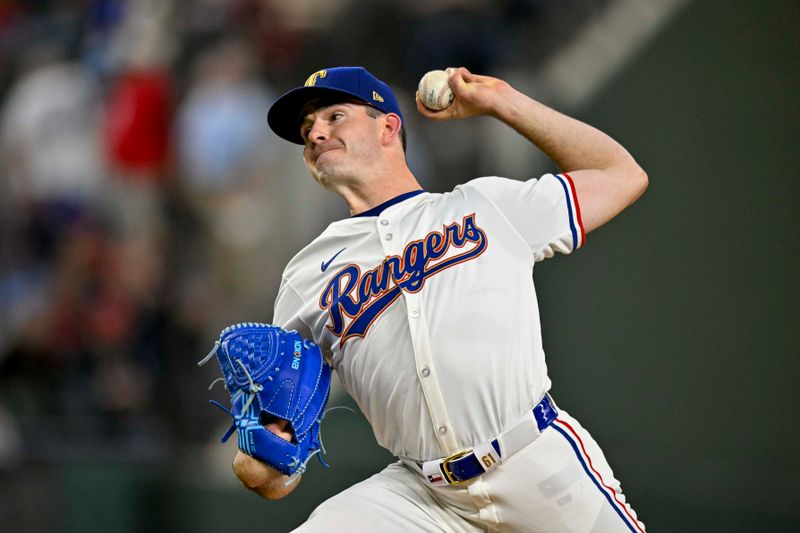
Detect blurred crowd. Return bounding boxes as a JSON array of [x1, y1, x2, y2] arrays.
[[0, 0, 606, 473]]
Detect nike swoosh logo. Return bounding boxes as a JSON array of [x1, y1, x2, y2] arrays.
[[321, 247, 347, 272]]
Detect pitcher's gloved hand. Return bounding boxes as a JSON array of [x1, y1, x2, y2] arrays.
[[200, 323, 332, 478]]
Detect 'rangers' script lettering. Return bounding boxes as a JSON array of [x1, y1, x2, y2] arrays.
[[319, 214, 488, 345]]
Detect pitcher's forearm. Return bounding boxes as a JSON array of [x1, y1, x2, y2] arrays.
[[493, 88, 638, 174]]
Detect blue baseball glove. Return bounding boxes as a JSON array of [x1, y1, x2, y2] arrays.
[[199, 323, 332, 477]]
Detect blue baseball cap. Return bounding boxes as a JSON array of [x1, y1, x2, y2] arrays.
[[267, 66, 403, 145]]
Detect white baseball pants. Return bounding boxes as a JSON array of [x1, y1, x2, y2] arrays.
[[294, 409, 645, 532]]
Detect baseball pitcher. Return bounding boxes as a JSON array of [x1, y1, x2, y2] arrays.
[[207, 66, 648, 532]]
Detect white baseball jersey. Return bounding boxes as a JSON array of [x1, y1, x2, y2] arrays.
[[273, 173, 584, 462]]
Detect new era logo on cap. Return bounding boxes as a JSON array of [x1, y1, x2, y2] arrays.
[[267, 66, 403, 145]]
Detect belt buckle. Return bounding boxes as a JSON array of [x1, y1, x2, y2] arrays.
[[441, 449, 471, 485]]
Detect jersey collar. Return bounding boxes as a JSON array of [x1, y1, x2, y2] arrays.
[[351, 190, 426, 218]]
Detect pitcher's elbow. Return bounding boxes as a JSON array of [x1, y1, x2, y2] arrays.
[[632, 164, 649, 199]]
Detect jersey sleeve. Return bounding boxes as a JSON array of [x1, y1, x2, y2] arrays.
[[274, 276, 336, 363], [273, 276, 313, 339], [468, 173, 585, 262]]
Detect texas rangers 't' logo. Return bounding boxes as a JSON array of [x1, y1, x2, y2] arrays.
[[319, 214, 488, 345]]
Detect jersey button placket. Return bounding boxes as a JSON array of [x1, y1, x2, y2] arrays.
[[379, 218, 393, 242], [403, 289, 456, 451], [376, 214, 458, 453], [376, 218, 397, 255]]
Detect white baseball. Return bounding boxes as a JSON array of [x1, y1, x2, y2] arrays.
[[418, 70, 454, 111]]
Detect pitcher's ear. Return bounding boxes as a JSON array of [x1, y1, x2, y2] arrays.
[[381, 113, 402, 146]]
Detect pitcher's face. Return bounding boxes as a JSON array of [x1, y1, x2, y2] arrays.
[[301, 102, 382, 188]]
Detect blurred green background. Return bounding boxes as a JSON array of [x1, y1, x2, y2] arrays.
[[1, 0, 798, 531]]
